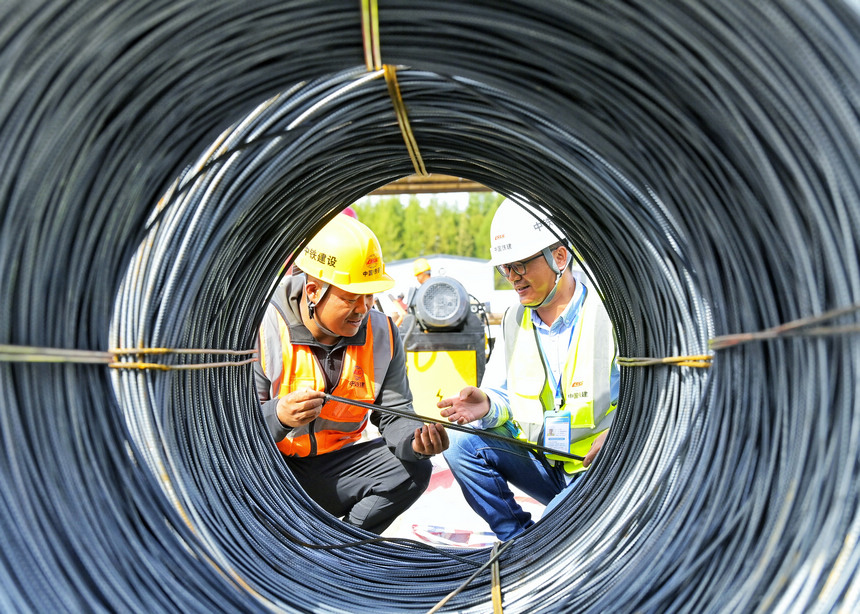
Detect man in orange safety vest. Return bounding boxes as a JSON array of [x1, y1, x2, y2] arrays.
[[255, 214, 448, 533]]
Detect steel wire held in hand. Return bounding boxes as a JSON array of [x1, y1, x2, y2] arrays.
[[1, 1, 859, 613], [324, 393, 585, 462]]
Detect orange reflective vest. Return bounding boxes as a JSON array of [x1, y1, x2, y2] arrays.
[[259, 308, 395, 457]]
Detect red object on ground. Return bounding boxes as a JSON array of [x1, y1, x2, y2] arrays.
[[426, 466, 456, 492]]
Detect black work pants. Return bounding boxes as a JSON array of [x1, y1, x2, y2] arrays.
[[284, 437, 432, 534]]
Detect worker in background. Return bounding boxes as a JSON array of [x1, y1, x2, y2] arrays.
[[437, 198, 619, 540], [413, 257, 432, 285], [255, 214, 448, 534]]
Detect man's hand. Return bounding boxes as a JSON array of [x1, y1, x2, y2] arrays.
[[412, 423, 449, 456], [582, 430, 608, 468], [276, 388, 326, 428], [437, 386, 490, 425]]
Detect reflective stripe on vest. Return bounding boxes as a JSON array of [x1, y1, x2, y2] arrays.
[[261, 307, 394, 457], [504, 289, 616, 473]]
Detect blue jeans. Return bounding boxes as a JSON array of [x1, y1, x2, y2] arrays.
[[443, 424, 575, 541]]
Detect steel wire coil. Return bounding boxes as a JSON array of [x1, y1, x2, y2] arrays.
[[1, 0, 859, 612]]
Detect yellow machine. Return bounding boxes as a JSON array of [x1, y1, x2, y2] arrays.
[[406, 350, 478, 418], [399, 276, 492, 418]]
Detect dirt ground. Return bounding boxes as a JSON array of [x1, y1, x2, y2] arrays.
[[381, 454, 543, 548]]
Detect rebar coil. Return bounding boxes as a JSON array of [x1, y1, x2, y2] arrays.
[[2, 1, 859, 612]]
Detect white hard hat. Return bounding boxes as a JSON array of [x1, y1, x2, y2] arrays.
[[489, 198, 565, 266]]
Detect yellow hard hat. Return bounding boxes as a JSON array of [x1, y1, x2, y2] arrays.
[[296, 215, 395, 294], [413, 257, 431, 276]]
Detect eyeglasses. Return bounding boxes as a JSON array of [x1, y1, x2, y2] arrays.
[[496, 253, 544, 278]]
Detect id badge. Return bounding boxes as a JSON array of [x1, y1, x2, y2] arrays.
[[543, 411, 571, 454]]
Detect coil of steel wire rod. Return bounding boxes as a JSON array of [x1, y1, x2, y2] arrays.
[[1, 0, 859, 612]]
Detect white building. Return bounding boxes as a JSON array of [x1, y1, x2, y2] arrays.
[[384, 254, 516, 315]]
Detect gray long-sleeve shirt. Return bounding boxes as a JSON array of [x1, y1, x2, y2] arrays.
[[254, 275, 424, 462]]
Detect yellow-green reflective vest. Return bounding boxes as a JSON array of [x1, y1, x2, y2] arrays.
[[503, 289, 616, 473]]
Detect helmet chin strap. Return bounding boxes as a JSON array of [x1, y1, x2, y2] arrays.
[[305, 277, 340, 338], [535, 247, 572, 308]]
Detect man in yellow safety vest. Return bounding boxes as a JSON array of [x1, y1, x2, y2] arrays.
[[438, 198, 619, 540], [255, 214, 448, 534]]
